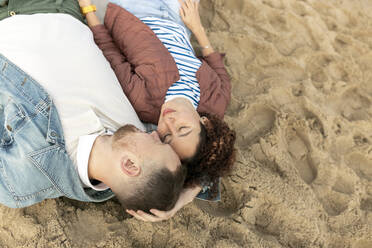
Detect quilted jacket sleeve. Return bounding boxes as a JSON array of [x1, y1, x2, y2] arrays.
[[197, 52, 231, 119]]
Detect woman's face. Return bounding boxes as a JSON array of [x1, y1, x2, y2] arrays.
[[157, 98, 205, 160]]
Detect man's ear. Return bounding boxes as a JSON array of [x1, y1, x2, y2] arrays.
[[200, 116, 209, 125], [120, 156, 141, 177]]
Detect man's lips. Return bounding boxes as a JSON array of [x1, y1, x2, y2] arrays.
[[162, 108, 176, 117]]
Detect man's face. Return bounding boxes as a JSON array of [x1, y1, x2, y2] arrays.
[[112, 125, 181, 175]]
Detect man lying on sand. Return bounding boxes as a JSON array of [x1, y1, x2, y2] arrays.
[[80, 0, 236, 221], [0, 0, 186, 212]]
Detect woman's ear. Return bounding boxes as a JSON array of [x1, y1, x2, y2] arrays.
[[200, 116, 209, 125], [120, 156, 141, 177]]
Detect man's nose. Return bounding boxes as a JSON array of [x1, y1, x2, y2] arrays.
[[150, 131, 161, 142]]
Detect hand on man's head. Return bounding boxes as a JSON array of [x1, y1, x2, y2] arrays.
[[126, 185, 202, 222], [126, 209, 177, 222]]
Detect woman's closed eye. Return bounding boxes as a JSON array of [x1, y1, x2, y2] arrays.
[[178, 126, 188, 132], [162, 133, 172, 144], [178, 127, 193, 139], [162, 127, 192, 144]]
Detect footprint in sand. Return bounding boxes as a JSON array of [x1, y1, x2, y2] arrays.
[[304, 109, 326, 138], [235, 105, 276, 149], [318, 190, 351, 216], [306, 53, 334, 86], [286, 129, 317, 184], [331, 175, 355, 195], [316, 175, 354, 216], [268, 12, 289, 33], [345, 152, 372, 181], [353, 134, 369, 145], [361, 198, 372, 212], [340, 89, 371, 122]]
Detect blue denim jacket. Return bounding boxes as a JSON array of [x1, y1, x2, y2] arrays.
[[0, 54, 114, 208]]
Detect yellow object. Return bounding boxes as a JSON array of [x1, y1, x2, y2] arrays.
[[80, 5, 97, 15]]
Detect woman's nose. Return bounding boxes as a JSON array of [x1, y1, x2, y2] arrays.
[[164, 117, 177, 132], [164, 116, 175, 124]]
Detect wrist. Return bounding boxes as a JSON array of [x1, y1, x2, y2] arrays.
[[85, 12, 96, 17], [192, 25, 205, 35], [81, 5, 96, 15]]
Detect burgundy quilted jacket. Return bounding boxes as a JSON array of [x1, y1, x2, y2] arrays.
[[91, 3, 231, 124]]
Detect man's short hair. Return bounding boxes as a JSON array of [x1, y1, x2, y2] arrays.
[[115, 163, 186, 213]]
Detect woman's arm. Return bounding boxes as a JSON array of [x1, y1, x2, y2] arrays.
[[179, 0, 230, 92], [78, 0, 100, 26], [78, 0, 125, 68], [179, 0, 231, 119], [77, 1, 179, 123], [78, 1, 141, 106], [179, 0, 214, 56], [193, 26, 215, 57]]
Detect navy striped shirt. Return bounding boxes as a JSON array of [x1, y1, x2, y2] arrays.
[[140, 17, 201, 108]]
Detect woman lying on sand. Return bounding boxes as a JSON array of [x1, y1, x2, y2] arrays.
[[78, 0, 236, 221]]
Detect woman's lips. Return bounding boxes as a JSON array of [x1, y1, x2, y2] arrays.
[[162, 108, 176, 117]]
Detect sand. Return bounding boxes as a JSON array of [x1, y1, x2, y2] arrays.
[[1, 0, 372, 247]]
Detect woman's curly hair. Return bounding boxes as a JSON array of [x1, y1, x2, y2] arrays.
[[182, 112, 236, 193]]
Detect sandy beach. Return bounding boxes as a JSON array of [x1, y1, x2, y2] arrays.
[[1, 0, 372, 247]]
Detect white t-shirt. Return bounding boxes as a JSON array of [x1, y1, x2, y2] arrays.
[[0, 13, 144, 189]]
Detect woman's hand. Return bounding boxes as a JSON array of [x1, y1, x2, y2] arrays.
[[77, 0, 101, 27], [78, 0, 92, 8], [179, 0, 203, 33], [126, 185, 202, 222], [179, 0, 215, 56]]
